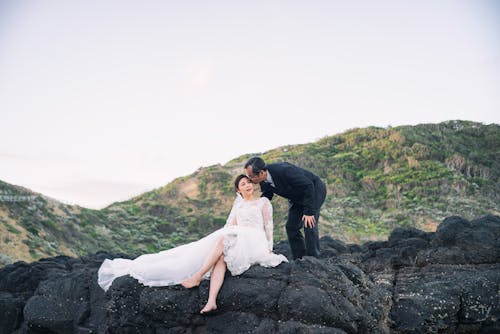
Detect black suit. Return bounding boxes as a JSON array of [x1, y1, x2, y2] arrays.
[[259, 162, 327, 259]]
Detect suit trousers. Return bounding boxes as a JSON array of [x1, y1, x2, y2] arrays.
[[285, 180, 327, 259]]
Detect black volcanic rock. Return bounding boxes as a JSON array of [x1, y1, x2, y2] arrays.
[[0, 215, 499, 333]]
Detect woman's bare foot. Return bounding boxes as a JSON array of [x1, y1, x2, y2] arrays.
[[181, 275, 201, 289], [200, 301, 217, 314]]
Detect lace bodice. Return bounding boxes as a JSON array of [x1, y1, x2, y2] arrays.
[[224, 196, 274, 251]]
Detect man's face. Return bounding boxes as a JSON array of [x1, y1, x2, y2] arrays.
[[245, 166, 266, 184]]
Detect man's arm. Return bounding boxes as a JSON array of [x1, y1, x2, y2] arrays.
[[284, 166, 316, 216], [260, 182, 274, 201]]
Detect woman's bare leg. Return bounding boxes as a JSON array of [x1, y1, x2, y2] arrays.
[[181, 236, 224, 288], [200, 255, 226, 314]]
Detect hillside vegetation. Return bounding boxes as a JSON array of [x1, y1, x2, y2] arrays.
[[1, 120, 498, 264]]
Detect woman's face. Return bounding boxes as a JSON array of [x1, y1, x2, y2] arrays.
[[238, 177, 254, 196]]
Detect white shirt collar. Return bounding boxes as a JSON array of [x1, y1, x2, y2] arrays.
[[266, 170, 276, 187]]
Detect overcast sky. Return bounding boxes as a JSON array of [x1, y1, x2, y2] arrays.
[[1, 0, 499, 209]]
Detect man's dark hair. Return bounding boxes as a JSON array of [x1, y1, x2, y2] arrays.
[[244, 157, 267, 174]]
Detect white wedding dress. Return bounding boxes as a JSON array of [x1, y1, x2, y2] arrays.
[[98, 196, 288, 291]]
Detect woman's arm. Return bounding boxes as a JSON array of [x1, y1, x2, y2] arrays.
[[261, 198, 274, 252], [224, 197, 239, 227]]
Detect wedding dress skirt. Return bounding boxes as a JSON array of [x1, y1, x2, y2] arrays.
[[98, 199, 288, 292]]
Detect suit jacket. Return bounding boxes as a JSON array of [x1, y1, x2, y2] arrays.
[[260, 162, 324, 216]]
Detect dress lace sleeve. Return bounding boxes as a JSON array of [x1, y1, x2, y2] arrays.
[[261, 197, 274, 251], [224, 195, 241, 227]]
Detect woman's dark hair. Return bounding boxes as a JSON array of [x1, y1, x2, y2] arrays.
[[234, 174, 250, 192], [244, 156, 266, 174]]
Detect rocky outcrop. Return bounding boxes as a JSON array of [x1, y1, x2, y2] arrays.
[[1, 215, 499, 333], [445, 155, 492, 179]]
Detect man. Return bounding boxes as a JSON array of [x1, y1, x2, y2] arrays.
[[244, 157, 327, 259]]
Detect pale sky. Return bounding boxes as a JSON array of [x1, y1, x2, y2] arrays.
[[1, 0, 499, 209]]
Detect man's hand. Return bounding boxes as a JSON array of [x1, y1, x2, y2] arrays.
[[302, 215, 316, 228]]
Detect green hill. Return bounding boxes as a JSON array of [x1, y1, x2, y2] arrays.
[[0, 181, 101, 263], [1, 120, 498, 264]]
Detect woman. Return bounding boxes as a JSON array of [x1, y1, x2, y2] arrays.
[[97, 174, 288, 314]]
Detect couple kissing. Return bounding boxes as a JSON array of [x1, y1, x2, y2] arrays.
[[98, 157, 326, 314]]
